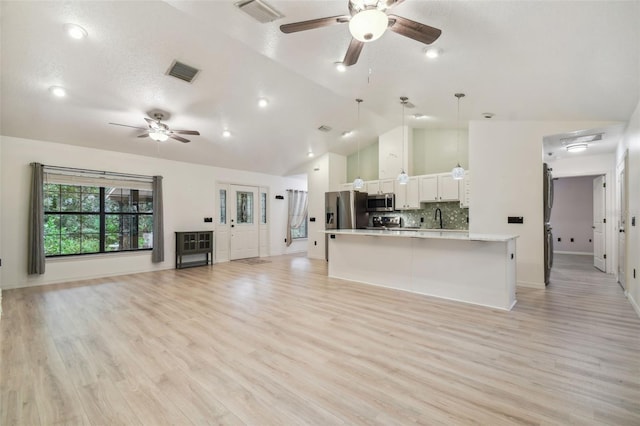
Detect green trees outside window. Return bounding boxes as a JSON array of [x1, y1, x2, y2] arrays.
[[44, 184, 153, 256]]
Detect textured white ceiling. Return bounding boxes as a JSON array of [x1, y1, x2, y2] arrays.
[[1, 0, 638, 175]]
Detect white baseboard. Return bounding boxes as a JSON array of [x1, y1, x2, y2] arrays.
[[554, 251, 593, 256], [627, 291, 640, 319]]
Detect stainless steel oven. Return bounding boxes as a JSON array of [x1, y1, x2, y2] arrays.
[[367, 193, 395, 212]]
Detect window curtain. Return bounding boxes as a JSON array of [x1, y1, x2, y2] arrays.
[[152, 176, 164, 262], [286, 189, 308, 247], [28, 163, 45, 275]]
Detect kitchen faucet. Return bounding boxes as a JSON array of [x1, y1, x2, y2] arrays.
[[434, 208, 443, 229]]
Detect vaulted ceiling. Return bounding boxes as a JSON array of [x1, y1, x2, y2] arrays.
[[1, 1, 638, 175]]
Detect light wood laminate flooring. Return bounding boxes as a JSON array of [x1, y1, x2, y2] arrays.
[[1, 253, 639, 425]]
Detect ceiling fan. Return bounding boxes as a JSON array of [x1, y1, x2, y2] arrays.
[[280, 0, 441, 67], [109, 112, 200, 143]]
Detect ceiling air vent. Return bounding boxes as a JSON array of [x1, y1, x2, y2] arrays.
[[318, 125, 332, 133], [235, 0, 284, 23], [166, 60, 200, 83]]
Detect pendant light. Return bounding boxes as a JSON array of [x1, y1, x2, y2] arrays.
[[451, 93, 466, 180], [353, 98, 364, 190], [397, 96, 409, 185]]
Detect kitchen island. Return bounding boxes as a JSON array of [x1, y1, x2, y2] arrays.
[[322, 229, 518, 310]]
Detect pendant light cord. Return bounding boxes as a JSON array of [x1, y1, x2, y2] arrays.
[[357, 99, 362, 178], [400, 97, 408, 173]]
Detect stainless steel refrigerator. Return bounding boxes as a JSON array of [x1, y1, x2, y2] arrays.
[[543, 163, 554, 285], [325, 190, 369, 260]]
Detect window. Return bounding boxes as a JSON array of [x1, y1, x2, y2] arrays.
[[260, 192, 267, 224], [236, 191, 253, 224], [44, 183, 153, 256], [290, 215, 308, 239], [219, 189, 226, 224]]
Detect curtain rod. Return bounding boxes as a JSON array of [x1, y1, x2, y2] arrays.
[[36, 163, 160, 180]]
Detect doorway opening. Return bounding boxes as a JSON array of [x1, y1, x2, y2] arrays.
[[549, 175, 607, 272]]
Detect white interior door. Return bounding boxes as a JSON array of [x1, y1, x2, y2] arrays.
[[617, 167, 626, 289], [593, 175, 606, 272], [230, 185, 259, 260]]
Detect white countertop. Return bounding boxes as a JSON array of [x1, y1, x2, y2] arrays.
[[320, 229, 518, 242]]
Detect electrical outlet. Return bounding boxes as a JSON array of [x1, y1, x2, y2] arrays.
[[557, 237, 561, 242], [570, 238, 574, 242], [589, 238, 592, 242], [314, 241, 317, 246], [420, 217, 424, 223]]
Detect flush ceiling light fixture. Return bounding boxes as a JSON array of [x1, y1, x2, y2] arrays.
[[258, 98, 269, 108], [397, 96, 409, 185], [307, 151, 315, 158], [451, 93, 466, 180], [48, 86, 66, 97], [64, 23, 88, 40], [566, 143, 588, 153], [353, 98, 364, 190], [222, 129, 231, 138], [342, 130, 353, 138], [349, 8, 388, 42]]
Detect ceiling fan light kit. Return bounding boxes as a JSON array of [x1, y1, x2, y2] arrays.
[[280, 0, 442, 67], [109, 111, 200, 143], [425, 47, 441, 59], [149, 131, 169, 142], [349, 9, 388, 42]]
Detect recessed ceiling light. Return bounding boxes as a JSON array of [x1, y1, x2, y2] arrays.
[[334, 62, 347, 72], [566, 143, 588, 153], [48, 86, 66, 97], [425, 48, 441, 59], [222, 130, 231, 138], [413, 114, 428, 119], [258, 98, 269, 108], [64, 23, 88, 40], [342, 130, 353, 137], [307, 151, 314, 157]]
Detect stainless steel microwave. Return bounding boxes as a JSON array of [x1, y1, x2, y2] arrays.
[[367, 193, 395, 212]]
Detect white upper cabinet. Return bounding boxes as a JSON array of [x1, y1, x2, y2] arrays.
[[395, 177, 420, 210], [366, 179, 394, 195], [419, 175, 438, 202], [459, 171, 471, 208], [420, 174, 460, 203], [438, 174, 460, 201]]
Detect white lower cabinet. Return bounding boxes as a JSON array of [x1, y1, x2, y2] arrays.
[[395, 177, 420, 210]]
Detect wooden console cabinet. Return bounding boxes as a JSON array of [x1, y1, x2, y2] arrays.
[[175, 231, 213, 269]]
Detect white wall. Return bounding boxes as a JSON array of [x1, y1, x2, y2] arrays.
[[550, 176, 595, 254], [379, 126, 412, 179], [306, 152, 346, 260], [0, 136, 306, 289], [548, 152, 616, 271], [469, 120, 621, 289], [413, 129, 469, 175], [616, 99, 640, 317]]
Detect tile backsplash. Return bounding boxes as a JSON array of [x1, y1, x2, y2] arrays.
[[373, 202, 469, 230]]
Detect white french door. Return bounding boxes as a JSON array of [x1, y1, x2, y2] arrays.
[[229, 185, 259, 260], [592, 175, 606, 272]]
